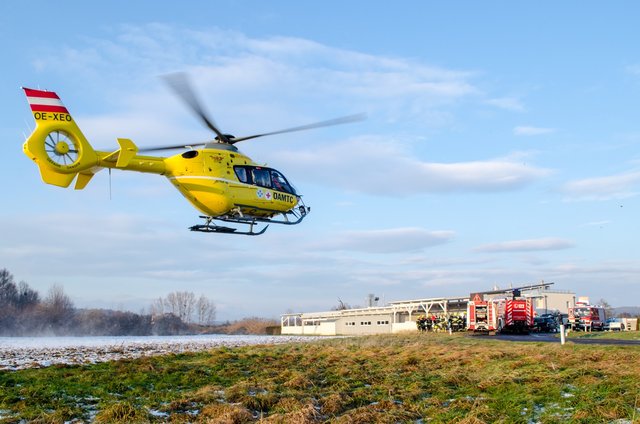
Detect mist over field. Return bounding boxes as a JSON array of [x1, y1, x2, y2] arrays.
[[0, 334, 325, 370]]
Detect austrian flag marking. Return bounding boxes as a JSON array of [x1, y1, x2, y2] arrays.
[[22, 87, 69, 114]]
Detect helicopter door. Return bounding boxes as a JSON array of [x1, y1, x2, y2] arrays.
[[252, 168, 271, 189], [230, 166, 297, 214], [228, 165, 256, 203], [229, 166, 274, 213]]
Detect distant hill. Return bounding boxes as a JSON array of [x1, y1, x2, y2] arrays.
[[613, 306, 640, 316]]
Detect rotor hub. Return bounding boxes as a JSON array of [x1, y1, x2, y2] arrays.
[[54, 141, 70, 155]]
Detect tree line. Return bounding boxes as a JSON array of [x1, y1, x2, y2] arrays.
[[0, 268, 217, 336]]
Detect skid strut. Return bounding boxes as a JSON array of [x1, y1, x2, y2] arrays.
[[189, 201, 310, 236]]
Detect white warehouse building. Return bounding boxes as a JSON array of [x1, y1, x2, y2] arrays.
[[281, 296, 469, 336], [281, 286, 576, 336]]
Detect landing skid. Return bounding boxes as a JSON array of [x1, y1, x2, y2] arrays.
[[189, 220, 268, 236], [189, 204, 310, 236]]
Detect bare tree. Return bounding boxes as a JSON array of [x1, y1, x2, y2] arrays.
[[150, 291, 216, 325], [164, 291, 197, 323], [0, 269, 18, 332], [149, 296, 165, 317], [196, 294, 216, 325], [16, 281, 39, 309], [44, 284, 75, 331], [0, 268, 18, 307], [332, 298, 352, 311], [598, 298, 614, 318]]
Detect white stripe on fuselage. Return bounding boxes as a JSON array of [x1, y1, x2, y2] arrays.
[[168, 175, 241, 185], [168, 176, 297, 201]]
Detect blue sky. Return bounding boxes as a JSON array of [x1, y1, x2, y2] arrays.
[[1, 1, 639, 319]]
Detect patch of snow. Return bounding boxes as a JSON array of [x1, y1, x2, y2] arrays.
[[0, 410, 14, 419], [0, 335, 326, 370], [148, 409, 169, 418]]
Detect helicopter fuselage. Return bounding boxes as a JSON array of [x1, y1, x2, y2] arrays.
[[91, 143, 300, 219], [164, 145, 299, 218]]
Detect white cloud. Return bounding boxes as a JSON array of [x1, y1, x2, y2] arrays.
[[474, 237, 575, 253], [313, 227, 455, 253], [37, 24, 482, 134], [561, 170, 640, 201], [514, 126, 555, 136], [279, 137, 551, 195], [582, 220, 611, 227]]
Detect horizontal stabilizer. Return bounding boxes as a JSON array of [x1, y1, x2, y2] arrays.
[[100, 138, 139, 168], [74, 172, 95, 190]]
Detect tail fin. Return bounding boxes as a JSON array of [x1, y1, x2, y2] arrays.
[[22, 88, 99, 188]]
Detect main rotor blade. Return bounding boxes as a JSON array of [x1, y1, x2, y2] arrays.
[[162, 72, 231, 144], [138, 143, 207, 153], [229, 113, 367, 144]]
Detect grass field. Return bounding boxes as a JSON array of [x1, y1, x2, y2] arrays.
[[567, 330, 640, 341], [0, 333, 639, 423]]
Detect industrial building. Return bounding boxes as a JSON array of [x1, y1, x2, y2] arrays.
[[281, 285, 576, 336]]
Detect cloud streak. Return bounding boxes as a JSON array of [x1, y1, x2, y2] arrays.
[[313, 227, 455, 253], [514, 126, 555, 136], [35, 24, 485, 138], [486, 97, 525, 111], [561, 170, 640, 201], [474, 237, 575, 253], [280, 137, 551, 195]]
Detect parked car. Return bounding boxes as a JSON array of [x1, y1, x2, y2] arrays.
[[533, 315, 559, 333], [603, 318, 625, 331]]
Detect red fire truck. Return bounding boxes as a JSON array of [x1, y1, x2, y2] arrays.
[[568, 301, 606, 331], [467, 283, 547, 334], [467, 293, 497, 333], [494, 297, 535, 334]]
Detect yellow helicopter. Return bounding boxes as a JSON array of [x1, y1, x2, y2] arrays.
[[22, 74, 363, 235]]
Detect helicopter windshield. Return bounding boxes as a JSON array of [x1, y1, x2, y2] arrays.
[[270, 170, 295, 194], [233, 165, 296, 195]]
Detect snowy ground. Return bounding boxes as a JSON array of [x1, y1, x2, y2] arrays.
[[0, 335, 324, 370]]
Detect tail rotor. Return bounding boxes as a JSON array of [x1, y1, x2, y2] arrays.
[[44, 130, 80, 166]]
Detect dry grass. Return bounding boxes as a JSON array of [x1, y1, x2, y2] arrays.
[[199, 402, 254, 423], [1, 333, 639, 423], [215, 317, 280, 335], [94, 402, 148, 423]]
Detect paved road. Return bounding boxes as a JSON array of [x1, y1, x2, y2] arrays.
[[494, 333, 640, 346]]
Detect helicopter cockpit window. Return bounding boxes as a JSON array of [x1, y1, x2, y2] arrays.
[[234, 166, 249, 183], [271, 170, 295, 194], [252, 168, 271, 188]]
